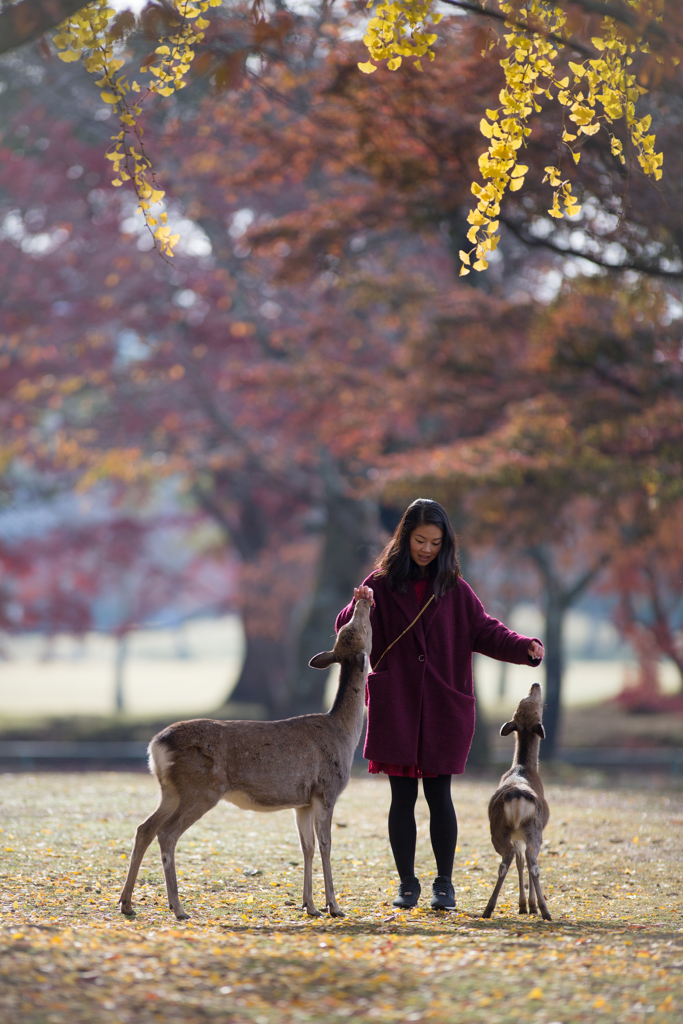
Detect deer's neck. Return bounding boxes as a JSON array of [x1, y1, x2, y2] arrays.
[[329, 660, 366, 742], [512, 732, 541, 773]]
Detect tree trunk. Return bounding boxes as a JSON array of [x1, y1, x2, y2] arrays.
[[226, 633, 289, 717], [497, 661, 509, 699], [114, 634, 128, 715], [287, 489, 380, 716], [195, 479, 301, 718], [226, 537, 320, 718], [526, 545, 608, 762], [541, 586, 564, 760]]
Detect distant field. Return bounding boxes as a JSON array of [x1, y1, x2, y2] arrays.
[[0, 610, 680, 720], [0, 617, 244, 718]]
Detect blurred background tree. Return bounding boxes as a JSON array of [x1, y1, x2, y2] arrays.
[[1, 2, 682, 758]]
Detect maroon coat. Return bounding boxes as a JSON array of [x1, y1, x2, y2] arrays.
[[335, 572, 542, 775]]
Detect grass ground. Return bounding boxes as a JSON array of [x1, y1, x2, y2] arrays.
[[1, 771, 682, 1024]]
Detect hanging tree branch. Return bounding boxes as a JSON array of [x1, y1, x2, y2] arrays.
[[0, 0, 91, 57], [438, 0, 593, 57]]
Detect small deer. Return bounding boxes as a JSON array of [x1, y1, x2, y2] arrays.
[[119, 597, 372, 920], [482, 682, 551, 921]]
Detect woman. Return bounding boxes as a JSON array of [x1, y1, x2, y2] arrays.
[[335, 498, 544, 911]]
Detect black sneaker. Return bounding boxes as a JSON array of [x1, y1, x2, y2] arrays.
[[392, 876, 421, 908], [431, 875, 456, 910]]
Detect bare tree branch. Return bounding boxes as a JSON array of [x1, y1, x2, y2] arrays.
[[439, 0, 593, 57], [0, 0, 94, 57], [564, 0, 668, 45], [525, 544, 609, 608], [442, 1, 679, 53], [501, 216, 683, 280], [564, 552, 610, 606]]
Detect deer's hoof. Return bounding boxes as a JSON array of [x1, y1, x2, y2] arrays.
[[304, 905, 322, 918], [174, 910, 191, 921], [329, 906, 345, 919], [518, 907, 528, 915], [120, 906, 136, 918], [542, 911, 552, 921], [481, 909, 493, 919]]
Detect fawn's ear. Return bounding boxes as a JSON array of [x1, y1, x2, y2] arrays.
[[500, 720, 518, 736], [533, 722, 546, 739], [309, 651, 338, 670]]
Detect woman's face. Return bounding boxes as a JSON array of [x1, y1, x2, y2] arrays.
[[409, 523, 443, 569]]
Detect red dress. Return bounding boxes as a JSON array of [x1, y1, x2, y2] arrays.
[[368, 578, 439, 779]]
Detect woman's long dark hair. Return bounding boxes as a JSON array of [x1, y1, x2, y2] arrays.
[[375, 498, 460, 597]]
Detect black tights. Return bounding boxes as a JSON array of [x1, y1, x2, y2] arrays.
[[388, 774, 458, 880]]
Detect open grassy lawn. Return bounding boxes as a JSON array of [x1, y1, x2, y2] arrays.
[[1, 771, 682, 1024]]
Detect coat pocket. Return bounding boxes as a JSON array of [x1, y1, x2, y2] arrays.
[[364, 670, 423, 764], [432, 685, 476, 722], [365, 670, 392, 710], [365, 670, 389, 704], [421, 686, 476, 773]]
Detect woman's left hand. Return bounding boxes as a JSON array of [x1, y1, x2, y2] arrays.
[[528, 641, 544, 661]]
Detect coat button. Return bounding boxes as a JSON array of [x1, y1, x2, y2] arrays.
[[418, 655, 425, 662]]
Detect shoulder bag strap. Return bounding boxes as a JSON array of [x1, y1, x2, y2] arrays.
[[373, 593, 435, 669]]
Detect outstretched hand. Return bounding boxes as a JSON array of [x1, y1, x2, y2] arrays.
[[528, 641, 544, 661], [354, 585, 374, 605]]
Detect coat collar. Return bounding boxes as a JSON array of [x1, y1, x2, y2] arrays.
[[391, 577, 440, 644]]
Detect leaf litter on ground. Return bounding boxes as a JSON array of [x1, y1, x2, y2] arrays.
[[1, 771, 683, 1023]]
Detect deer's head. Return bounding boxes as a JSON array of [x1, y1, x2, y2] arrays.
[[500, 682, 545, 739], [308, 599, 372, 672]]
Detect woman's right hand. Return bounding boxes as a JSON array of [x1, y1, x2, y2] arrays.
[[354, 585, 374, 605]]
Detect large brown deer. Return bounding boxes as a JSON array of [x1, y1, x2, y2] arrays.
[[482, 682, 552, 921], [119, 597, 372, 920]]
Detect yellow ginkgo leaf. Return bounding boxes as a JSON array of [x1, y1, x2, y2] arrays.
[[357, 61, 377, 74]]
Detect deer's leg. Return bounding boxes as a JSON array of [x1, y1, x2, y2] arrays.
[[515, 847, 527, 915], [527, 849, 538, 916], [313, 800, 342, 918], [482, 848, 514, 919], [526, 851, 551, 921], [119, 787, 179, 916], [295, 805, 321, 918], [157, 795, 218, 920]]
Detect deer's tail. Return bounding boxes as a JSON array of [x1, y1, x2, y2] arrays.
[[148, 736, 174, 782], [503, 789, 537, 831]]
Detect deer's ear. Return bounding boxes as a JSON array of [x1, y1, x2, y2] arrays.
[[533, 722, 546, 739], [500, 721, 518, 736], [309, 651, 338, 670]]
